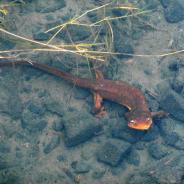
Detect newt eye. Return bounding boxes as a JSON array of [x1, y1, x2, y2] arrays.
[[130, 120, 137, 125]]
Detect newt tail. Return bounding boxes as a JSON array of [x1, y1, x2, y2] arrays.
[[0, 60, 96, 89]]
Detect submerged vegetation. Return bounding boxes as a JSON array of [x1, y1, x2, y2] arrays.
[[0, 1, 183, 64], [0, 1, 152, 62]]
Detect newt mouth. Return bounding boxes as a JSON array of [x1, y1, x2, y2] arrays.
[[128, 120, 152, 130]]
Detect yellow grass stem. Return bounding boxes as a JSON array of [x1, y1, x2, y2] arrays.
[[91, 9, 152, 26], [106, 20, 114, 44], [112, 5, 139, 10], [46, 25, 66, 44], [0, 28, 95, 59], [45, 3, 111, 34], [1, 47, 184, 60], [0, 28, 62, 50]]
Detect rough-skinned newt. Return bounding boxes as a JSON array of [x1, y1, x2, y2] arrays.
[[0, 60, 166, 130]]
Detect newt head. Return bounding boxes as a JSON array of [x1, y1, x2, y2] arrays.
[[128, 117, 152, 130], [126, 110, 152, 130]]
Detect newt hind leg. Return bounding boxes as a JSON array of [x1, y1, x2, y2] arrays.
[[92, 69, 107, 118]]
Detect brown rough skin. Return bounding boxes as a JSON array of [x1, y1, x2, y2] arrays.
[[0, 60, 166, 130]]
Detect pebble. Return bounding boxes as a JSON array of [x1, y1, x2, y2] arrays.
[[91, 167, 106, 179], [113, 24, 134, 58], [45, 99, 65, 116], [159, 89, 184, 121], [172, 66, 184, 93], [63, 110, 102, 147], [0, 86, 22, 120], [71, 160, 90, 173], [126, 149, 140, 166], [0, 143, 11, 153], [158, 118, 176, 135], [161, 0, 184, 23], [164, 132, 179, 147], [21, 108, 47, 132], [148, 144, 169, 159], [97, 139, 131, 167], [52, 119, 64, 132], [141, 126, 159, 142], [43, 135, 60, 154]]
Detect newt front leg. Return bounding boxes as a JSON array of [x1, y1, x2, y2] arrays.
[[151, 111, 169, 118], [92, 69, 107, 118], [92, 92, 106, 117]]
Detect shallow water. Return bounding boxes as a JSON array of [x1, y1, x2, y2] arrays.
[[1, 0, 184, 184]]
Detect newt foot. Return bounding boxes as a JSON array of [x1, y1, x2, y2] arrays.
[[92, 106, 107, 118]]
